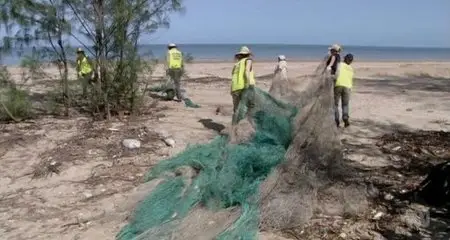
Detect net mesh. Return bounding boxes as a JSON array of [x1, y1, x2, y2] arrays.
[[118, 57, 362, 240], [149, 78, 200, 108]]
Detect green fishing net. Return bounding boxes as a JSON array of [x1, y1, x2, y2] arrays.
[[117, 87, 298, 240], [149, 79, 201, 108]]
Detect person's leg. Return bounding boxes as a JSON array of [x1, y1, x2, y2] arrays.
[[334, 86, 342, 127], [81, 73, 89, 97], [172, 69, 183, 101], [245, 86, 257, 127], [231, 90, 242, 125], [342, 87, 351, 127]]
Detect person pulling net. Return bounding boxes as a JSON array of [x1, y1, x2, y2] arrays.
[[117, 46, 352, 240], [149, 43, 200, 108], [269, 55, 290, 99]]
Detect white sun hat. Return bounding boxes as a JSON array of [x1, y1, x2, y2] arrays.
[[278, 55, 286, 61]]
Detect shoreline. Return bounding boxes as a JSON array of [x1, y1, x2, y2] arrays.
[[188, 58, 450, 63], [2, 59, 450, 68]]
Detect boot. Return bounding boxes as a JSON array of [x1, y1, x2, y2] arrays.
[[344, 119, 350, 128], [335, 119, 340, 128]]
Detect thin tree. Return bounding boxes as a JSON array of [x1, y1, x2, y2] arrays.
[[1, 0, 184, 120]]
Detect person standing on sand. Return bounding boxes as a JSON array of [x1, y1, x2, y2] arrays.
[[269, 55, 289, 98], [166, 43, 184, 102], [274, 55, 288, 81], [231, 46, 256, 125], [76, 48, 94, 97], [334, 53, 354, 128], [326, 44, 342, 80]]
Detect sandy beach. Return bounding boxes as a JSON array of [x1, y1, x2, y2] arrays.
[[1, 60, 450, 239]]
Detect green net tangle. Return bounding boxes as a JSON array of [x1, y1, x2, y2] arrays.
[[117, 87, 298, 240]]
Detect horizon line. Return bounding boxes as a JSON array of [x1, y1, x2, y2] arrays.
[[141, 43, 450, 49]]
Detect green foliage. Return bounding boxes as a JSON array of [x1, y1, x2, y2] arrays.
[[0, 0, 185, 120], [0, 66, 33, 121], [0, 86, 33, 121]]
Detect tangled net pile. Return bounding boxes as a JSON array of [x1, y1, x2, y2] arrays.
[[118, 58, 363, 239]]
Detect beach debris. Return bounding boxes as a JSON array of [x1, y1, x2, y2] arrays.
[[32, 158, 62, 179], [163, 138, 175, 147], [394, 226, 412, 237], [372, 211, 384, 220], [384, 193, 394, 201], [122, 139, 141, 149], [155, 129, 171, 139], [399, 204, 430, 230]]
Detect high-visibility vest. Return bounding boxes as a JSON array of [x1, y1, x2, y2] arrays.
[[231, 58, 255, 92], [335, 62, 354, 88], [168, 48, 183, 69], [77, 56, 92, 75]]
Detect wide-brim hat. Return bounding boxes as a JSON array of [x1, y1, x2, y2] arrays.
[[278, 55, 286, 60], [76, 47, 84, 53], [235, 46, 251, 55], [168, 43, 177, 47], [328, 44, 342, 51]]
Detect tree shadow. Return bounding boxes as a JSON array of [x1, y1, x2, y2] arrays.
[[338, 118, 450, 239], [184, 73, 273, 85], [148, 92, 172, 101], [198, 118, 225, 133], [185, 76, 229, 84], [355, 74, 450, 96]]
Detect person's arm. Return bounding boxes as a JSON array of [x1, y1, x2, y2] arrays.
[[327, 55, 336, 70], [274, 64, 279, 74], [76, 58, 81, 76], [335, 63, 341, 77], [245, 59, 253, 85], [165, 51, 170, 73], [180, 52, 184, 71]]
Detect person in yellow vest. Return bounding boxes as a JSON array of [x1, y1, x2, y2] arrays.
[[166, 43, 184, 101], [334, 53, 354, 128], [76, 48, 94, 97], [231, 46, 256, 125]]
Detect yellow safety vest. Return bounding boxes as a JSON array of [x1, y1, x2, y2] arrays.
[[77, 57, 92, 75], [168, 48, 183, 69], [335, 62, 354, 88], [231, 58, 255, 92]]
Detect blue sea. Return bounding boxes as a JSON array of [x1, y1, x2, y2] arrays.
[[1, 44, 450, 65]]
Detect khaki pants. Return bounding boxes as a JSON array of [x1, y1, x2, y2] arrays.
[[231, 87, 256, 125], [167, 68, 183, 100], [80, 72, 93, 96], [334, 86, 351, 122]]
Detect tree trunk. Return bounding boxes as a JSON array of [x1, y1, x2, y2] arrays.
[[93, 0, 110, 120], [62, 61, 70, 116]]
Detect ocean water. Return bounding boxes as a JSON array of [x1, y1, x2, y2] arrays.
[[1, 44, 450, 65]]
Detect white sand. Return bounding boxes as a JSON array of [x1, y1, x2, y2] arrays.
[[0, 61, 449, 239]]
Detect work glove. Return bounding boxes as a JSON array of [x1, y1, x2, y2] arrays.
[[326, 66, 332, 71]]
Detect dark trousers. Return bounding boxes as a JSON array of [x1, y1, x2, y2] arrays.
[[168, 68, 183, 100], [334, 86, 351, 122]]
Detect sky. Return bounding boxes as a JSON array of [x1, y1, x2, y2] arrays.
[[146, 0, 450, 48], [1, 0, 449, 48]]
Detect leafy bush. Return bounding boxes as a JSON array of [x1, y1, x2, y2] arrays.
[[0, 66, 33, 122], [0, 86, 33, 121]]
